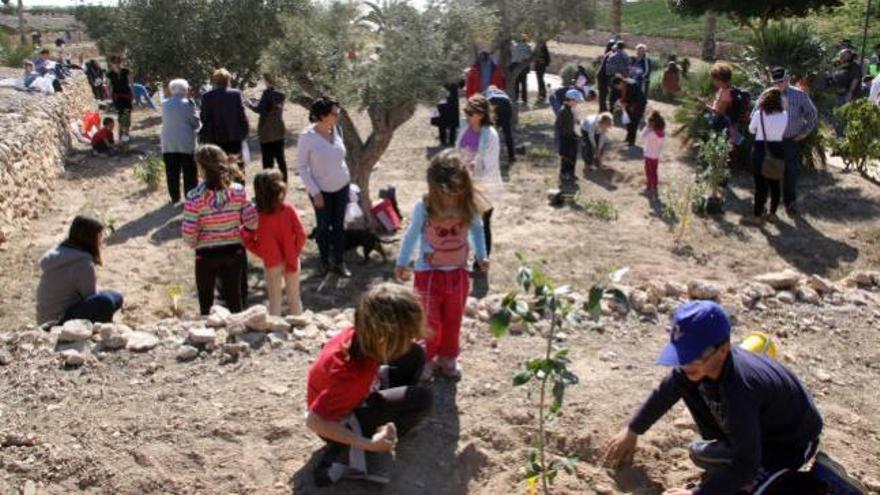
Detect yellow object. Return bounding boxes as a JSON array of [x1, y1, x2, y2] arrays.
[[740, 331, 777, 359]]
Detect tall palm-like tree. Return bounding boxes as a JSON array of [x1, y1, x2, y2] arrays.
[[611, 0, 622, 36], [701, 10, 717, 61]]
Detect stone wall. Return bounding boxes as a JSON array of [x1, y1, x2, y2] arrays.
[[0, 75, 93, 246], [558, 29, 742, 65]]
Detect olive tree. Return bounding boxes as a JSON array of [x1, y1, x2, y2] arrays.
[[265, 0, 493, 209], [668, 0, 843, 38]]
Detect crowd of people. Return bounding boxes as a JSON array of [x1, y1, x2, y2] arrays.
[[27, 38, 874, 493]]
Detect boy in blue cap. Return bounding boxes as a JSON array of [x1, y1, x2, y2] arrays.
[[555, 89, 585, 194], [602, 301, 834, 494]]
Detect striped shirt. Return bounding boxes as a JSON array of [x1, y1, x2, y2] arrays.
[[781, 86, 818, 139], [182, 182, 258, 251]]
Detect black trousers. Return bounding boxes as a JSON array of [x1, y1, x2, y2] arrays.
[[598, 76, 609, 112], [559, 155, 577, 185], [260, 140, 288, 182], [438, 125, 458, 147], [163, 152, 198, 203], [626, 106, 646, 146], [482, 209, 494, 257], [313, 184, 349, 265], [491, 98, 516, 162], [752, 143, 781, 217], [195, 245, 246, 315], [515, 68, 528, 103], [353, 344, 433, 437], [535, 67, 547, 100], [609, 79, 621, 113]]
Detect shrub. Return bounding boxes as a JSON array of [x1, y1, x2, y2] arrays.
[[559, 63, 595, 86], [134, 154, 163, 191], [830, 99, 880, 176], [672, 68, 755, 147], [575, 196, 618, 221], [696, 132, 732, 199], [740, 21, 830, 84], [0, 37, 33, 68], [662, 180, 705, 244]]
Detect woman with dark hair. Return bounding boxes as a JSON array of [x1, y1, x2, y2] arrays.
[[182, 145, 258, 314], [246, 74, 288, 182], [36, 216, 123, 325], [106, 55, 134, 142], [297, 97, 352, 278], [456, 94, 502, 266], [743, 88, 788, 226], [84, 59, 106, 100]]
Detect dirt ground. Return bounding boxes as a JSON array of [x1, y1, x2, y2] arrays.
[[1, 77, 879, 494]]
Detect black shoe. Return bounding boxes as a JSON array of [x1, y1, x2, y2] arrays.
[[334, 263, 352, 278], [318, 261, 331, 276]]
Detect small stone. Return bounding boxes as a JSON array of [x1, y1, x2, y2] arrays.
[[776, 291, 796, 304], [293, 324, 320, 340], [665, 281, 687, 298], [186, 327, 217, 345], [99, 323, 130, 350], [284, 310, 314, 327], [267, 332, 284, 349], [126, 332, 159, 352], [688, 280, 722, 300], [815, 369, 832, 382], [807, 274, 835, 294], [266, 317, 291, 333], [60, 349, 84, 366], [2, 432, 37, 447], [796, 286, 821, 305], [176, 345, 199, 361], [223, 342, 251, 357], [842, 270, 879, 288], [0, 350, 11, 365], [465, 297, 479, 317], [58, 319, 93, 342], [754, 270, 802, 290], [22, 480, 36, 495]]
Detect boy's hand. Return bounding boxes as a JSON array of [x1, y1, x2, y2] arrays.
[[603, 427, 638, 468], [476, 259, 490, 273], [366, 423, 398, 453]]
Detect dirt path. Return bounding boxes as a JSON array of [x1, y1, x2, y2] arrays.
[[1, 87, 879, 494]]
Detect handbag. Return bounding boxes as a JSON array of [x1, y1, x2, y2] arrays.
[[759, 111, 785, 181]]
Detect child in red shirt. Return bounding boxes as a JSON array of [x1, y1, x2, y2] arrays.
[[242, 169, 306, 316], [306, 284, 433, 486], [91, 117, 115, 154]]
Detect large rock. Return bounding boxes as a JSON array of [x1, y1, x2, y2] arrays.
[[754, 270, 802, 290], [227, 305, 269, 331], [796, 286, 821, 305], [126, 332, 159, 352], [285, 310, 314, 328], [97, 323, 131, 350], [688, 280, 722, 300], [186, 327, 217, 345], [807, 274, 836, 294], [206, 305, 231, 328], [842, 270, 879, 288], [741, 282, 776, 302], [59, 349, 84, 366], [266, 317, 291, 333], [58, 320, 93, 342], [176, 345, 199, 361], [665, 281, 687, 298]]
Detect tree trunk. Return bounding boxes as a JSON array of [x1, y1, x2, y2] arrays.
[[338, 104, 416, 218], [18, 0, 26, 45], [701, 11, 717, 62], [611, 0, 622, 37]]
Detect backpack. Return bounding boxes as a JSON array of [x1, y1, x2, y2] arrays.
[[727, 87, 751, 125], [549, 86, 568, 115]]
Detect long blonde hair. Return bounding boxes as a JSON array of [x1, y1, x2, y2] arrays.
[[353, 284, 427, 363], [423, 149, 479, 223]]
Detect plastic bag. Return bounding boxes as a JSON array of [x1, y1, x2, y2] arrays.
[[621, 109, 631, 126], [241, 140, 251, 164]]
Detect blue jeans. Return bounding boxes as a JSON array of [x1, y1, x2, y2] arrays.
[[63, 290, 124, 323], [781, 139, 801, 208], [132, 83, 155, 109]]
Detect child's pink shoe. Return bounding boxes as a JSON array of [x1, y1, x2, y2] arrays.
[[437, 357, 462, 381]]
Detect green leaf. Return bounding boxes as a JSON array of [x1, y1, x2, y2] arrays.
[[554, 348, 570, 360], [608, 288, 630, 314], [586, 284, 605, 321], [560, 370, 579, 385], [513, 371, 532, 386], [517, 266, 533, 292], [532, 264, 547, 289], [515, 251, 526, 263], [501, 291, 518, 309], [489, 308, 512, 338]]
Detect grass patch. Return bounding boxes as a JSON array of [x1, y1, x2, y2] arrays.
[[527, 146, 557, 162], [593, 0, 879, 49], [575, 196, 618, 221]]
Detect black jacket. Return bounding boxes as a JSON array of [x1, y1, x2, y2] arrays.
[[199, 87, 249, 144], [629, 347, 823, 495], [555, 106, 578, 158]]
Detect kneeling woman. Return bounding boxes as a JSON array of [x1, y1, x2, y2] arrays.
[[36, 215, 123, 325], [306, 283, 433, 485]]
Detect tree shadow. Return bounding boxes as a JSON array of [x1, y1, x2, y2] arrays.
[[297, 249, 397, 313], [646, 194, 675, 227], [584, 166, 622, 192], [289, 381, 477, 494], [63, 147, 151, 180], [132, 114, 162, 131], [106, 203, 180, 246], [797, 170, 880, 222]]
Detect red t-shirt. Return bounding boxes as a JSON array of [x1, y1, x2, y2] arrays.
[[307, 327, 379, 422], [91, 127, 114, 146], [241, 203, 306, 272]]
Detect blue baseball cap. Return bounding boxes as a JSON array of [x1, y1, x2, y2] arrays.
[[657, 301, 731, 366], [565, 89, 585, 102]]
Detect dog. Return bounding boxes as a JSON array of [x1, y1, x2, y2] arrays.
[[308, 227, 391, 264]]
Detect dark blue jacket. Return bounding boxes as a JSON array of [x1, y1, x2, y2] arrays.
[[199, 87, 249, 145], [629, 347, 823, 495]]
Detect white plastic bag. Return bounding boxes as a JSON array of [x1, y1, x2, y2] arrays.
[[621, 109, 631, 126], [241, 139, 251, 164], [344, 184, 365, 228]]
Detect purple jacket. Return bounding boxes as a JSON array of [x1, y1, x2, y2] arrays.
[[199, 87, 249, 144]]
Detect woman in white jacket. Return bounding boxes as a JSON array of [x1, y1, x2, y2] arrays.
[[456, 95, 503, 271], [744, 88, 788, 226]]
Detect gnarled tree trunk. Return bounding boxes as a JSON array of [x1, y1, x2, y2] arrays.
[[701, 11, 718, 62]]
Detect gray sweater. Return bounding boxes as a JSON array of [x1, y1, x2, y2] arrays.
[[36, 245, 97, 325], [161, 96, 201, 155]]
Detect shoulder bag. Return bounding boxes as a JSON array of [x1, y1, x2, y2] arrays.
[[760, 110, 785, 181]]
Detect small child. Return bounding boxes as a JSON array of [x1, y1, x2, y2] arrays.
[[91, 117, 115, 154], [555, 89, 585, 191], [581, 112, 613, 173], [395, 149, 488, 380], [641, 111, 666, 195], [242, 169, 306, 316]]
